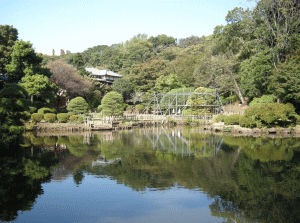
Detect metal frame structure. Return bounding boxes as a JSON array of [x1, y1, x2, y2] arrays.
[[143, 89, 224, 115]]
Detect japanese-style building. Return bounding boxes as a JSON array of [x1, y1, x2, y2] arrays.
[[85, 67, 122, 85]]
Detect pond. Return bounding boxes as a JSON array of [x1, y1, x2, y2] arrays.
[[1, 127, 300, 222]]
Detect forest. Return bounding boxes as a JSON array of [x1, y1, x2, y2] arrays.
[[0, 0, 300, 142]]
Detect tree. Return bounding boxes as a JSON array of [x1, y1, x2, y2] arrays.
[[67, 97, 89, 114], [45, 60, 93, 101], [112, 78, 134, 102], [0, 84, 30, 144], [71, 53, 90, 76], [101, 91, 124, 116], [0, 25, 18, 78], [253, 0, 300, 66], [154, 73, 184, 93], [239, 51, 274, 98], [19, 74, 58, 104], [127, 58, 168, 92], [5, 41, 51, 83], [271, 48, 300, 110]]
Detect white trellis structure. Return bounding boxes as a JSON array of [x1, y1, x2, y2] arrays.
[[142, 89, 224, 115]]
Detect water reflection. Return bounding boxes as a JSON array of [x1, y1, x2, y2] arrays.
[[2, 128, 300, 222]]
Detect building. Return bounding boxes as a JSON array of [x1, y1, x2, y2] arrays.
[[85, 67, 122, 85]]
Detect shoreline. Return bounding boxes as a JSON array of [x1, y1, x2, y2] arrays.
[[27, 122, 300, 138]]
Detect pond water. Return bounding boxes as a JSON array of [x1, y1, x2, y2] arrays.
[[1, 127, 300, 223]]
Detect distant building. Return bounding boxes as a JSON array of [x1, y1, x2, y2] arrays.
[[52, 49, 55, 56], [85, 67, 122, 85], [60, 49, 65, 56]]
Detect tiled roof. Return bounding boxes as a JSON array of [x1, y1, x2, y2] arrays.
[[85, 67, 122, 77]]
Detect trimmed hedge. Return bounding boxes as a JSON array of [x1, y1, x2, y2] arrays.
[[44, 113, 57, 123], [69, 115, 79, 122], [29, 106, 37, 114], [135, 104, 145, 113], [215, 114, 226, 122], [31, 113, 43, 123], [57, 113, 70, 123], [38, 107, 56, 115], [224, 114, 241, 125], [77, 116, 83, 123]]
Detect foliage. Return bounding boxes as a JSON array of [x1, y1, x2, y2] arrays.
[[154, 73, 184, 93], [271, 48, 300, 111], [37, 107, 56, 115], [29, 106, 37, 114], [224, 114, 241, 125], [243, 103, 297, 127], [69, 115, 79, 122], [214, 114, 227, 122], [46, 60, 93, 99], [57, 113, 70, 123], [249, 95, 277, 107], [44, 113, 57, 123], [31, 113, 43, 123], [0, 25, 18, 78], [111, 78, 134, 101], [135, 104, 145, 113], [183, 87, 217, 115], [101, 91, 124, 116], [0, 83, 30, 143], [67, 97, 89, 115], [20, 74, 58, 104]]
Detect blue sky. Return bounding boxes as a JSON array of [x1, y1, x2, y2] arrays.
[[0, 0, 255, 55]]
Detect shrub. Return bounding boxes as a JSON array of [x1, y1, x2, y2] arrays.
[[57, 113, 70, 123], [224, 114, 241, 125], [38, 107, 56, 115], [29, 106, 37, 114], [135, 104, 145, 113], [249, 95, 277, 107], [244, 103, 297, 127], [31, 113, 43, 123], [239, 115, 256, 128], [67, 97, 88, 115], [215, 114, 226, 122], [24, 111, 31, 120], [101, 92, 124, 116], [44, 113, 57, 123], [69, 115, 79, 122], [77, 115, 83, 123]]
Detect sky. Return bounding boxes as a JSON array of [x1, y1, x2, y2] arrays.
[[0, 0, 256, 55]]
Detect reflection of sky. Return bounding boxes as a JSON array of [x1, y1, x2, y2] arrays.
[[16, 174, 224, 223]]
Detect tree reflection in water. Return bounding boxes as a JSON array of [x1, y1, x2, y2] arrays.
[[2, 129, 300, 222]]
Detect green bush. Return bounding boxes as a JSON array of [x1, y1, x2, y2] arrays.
[[135, 104, 145, 113], [31, 113, 43, 123], [67, 97, 88, 114], [69, 115, 79, 122], [224, 114, 241, 125], [249, 95, 277, 107], [244, 103, 297, 127], [29, 106, 37, 114], [38, 107, 56, 115], [77, 115, 83, 123], [24, 111, 31, 120], [239, 115, 256, 128], [101, 92, 124, 116], [215, 114, 226, 122], [44, 113, 57, 123], [57, 113, 70, 123]]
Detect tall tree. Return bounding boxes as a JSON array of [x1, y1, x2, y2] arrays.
[[0, 25, 18, 78]]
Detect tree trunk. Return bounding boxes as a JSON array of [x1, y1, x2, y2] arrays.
[[231, 72, 246, 105]]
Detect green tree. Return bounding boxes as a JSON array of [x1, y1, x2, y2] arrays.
[[0, 84, 30, 144], [19, 74, 58, 104], [111, 78, 134, 102], [0, 25, 18, 79], [272, 48, 300, 110], [67, 97, 89, 114], [154, 73, 184, 93], [101, 91, 124, 116], [5, 41, 51, 83]]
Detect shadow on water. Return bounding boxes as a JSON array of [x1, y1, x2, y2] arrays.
[[2, 128, 300, 222]]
